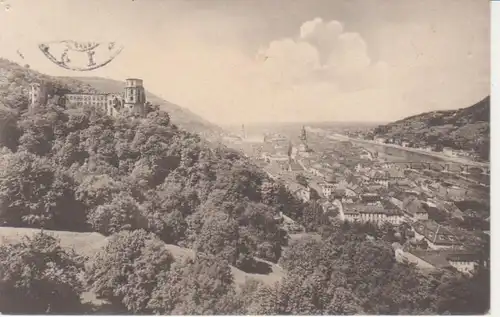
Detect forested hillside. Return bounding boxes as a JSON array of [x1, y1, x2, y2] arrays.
[[371, 96, 490, 160], [0, 58, 490, 315]]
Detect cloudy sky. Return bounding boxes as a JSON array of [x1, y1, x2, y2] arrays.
[[0, 0, 490, 124]]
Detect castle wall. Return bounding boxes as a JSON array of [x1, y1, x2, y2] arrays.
[[30, 78, 147, 118]]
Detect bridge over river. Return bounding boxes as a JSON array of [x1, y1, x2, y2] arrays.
[[369, 161, 489, 175], [306, 128, 490, 175]]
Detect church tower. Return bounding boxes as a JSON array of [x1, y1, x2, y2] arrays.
[[299, 125, 307, 143], [123, 78, 146, 116], [299, 125, 309, 152]]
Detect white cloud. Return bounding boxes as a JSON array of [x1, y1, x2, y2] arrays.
[[257, 18, 385, 93]]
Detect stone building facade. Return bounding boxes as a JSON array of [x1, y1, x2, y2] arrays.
[[29, 78, 149, 118]]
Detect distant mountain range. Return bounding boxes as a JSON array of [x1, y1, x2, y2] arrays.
[[370, 96, 490, 161]]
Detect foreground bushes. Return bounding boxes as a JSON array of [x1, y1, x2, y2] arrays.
[[0, 232, 85, 314]]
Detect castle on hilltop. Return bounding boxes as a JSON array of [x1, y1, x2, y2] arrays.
[[30, 78, 150, 117]]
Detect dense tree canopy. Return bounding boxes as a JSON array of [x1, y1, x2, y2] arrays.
[[85, 230, 175, 313], [0, 232, 85, 314], [148, 255, 241, 315], [0, 92, 298, 265]]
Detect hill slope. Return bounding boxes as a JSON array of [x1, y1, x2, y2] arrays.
[[0, 58, 222, 136], [63, 76, 223, 136], [371, 96, 490, 161]]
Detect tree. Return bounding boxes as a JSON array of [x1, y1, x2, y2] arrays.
[[244, 282, 279, 315], [0, 107, 20, 151], [86, 192, 144, 235], [279, 237, 322, 274], [85, 230, 175, 313], [434, 267, 490, 314], [17, 105, 68, 156], [295, 173, 308, 187], [148, 255, 239, 315], [194, 211, 239, 264], [146, 108, 170, 126], [75, 174, 127, 212], [0, 232, 85, 314], [0, 151, 80, 229]]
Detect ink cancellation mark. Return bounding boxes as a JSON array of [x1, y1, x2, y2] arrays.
[[38, 40, 124, 71], [0, 0, 10, 11]]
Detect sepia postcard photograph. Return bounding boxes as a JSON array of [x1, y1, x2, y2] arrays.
[[0, 0, 493, 315]]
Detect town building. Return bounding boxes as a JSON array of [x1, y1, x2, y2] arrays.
[[394, 247, 451, 271], [360, 150, 374, 161], [389, 196, 404, 210], [443, 147, 460, 157], [340, 203, 405, 225], [402, 197, 429, 220], [286, 182, 311, 203], [387, 168, 405, 180], [331, 188, 346, 200], [371, 177, 389, 188], [319, 182, 335, 198], [355, 163, 370, 173], [360, 193, 380, 204], [411, 220, 462, 250], [447, 253, 479, 275], [287, 161, 304, 173], [262, 153, 290, 164], [318, 174, 337, 198], [307, 163, 324, 177], [393, 244, 478, 275], [319, 199, 339, 217]]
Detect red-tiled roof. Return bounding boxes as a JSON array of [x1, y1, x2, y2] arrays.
[[409, 250, 452, 268], [333, 189, 346, 196], [344, 204, 392, 215], [446, 253, 478, 262], [403, 197, 428, 216], [412, 220, 460, 245], [388, 169, 405, 179], [288, 161, 303, 171]]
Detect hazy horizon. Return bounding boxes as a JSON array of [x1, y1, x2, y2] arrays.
[[0, 0, 490, 124], [221, 120, 385, 128]]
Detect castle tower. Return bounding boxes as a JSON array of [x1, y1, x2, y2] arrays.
[[123, 78, 146, 116], [30, 82, 49, 110]]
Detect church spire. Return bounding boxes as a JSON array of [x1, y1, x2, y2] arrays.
[[300, 125, 307, 142]]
